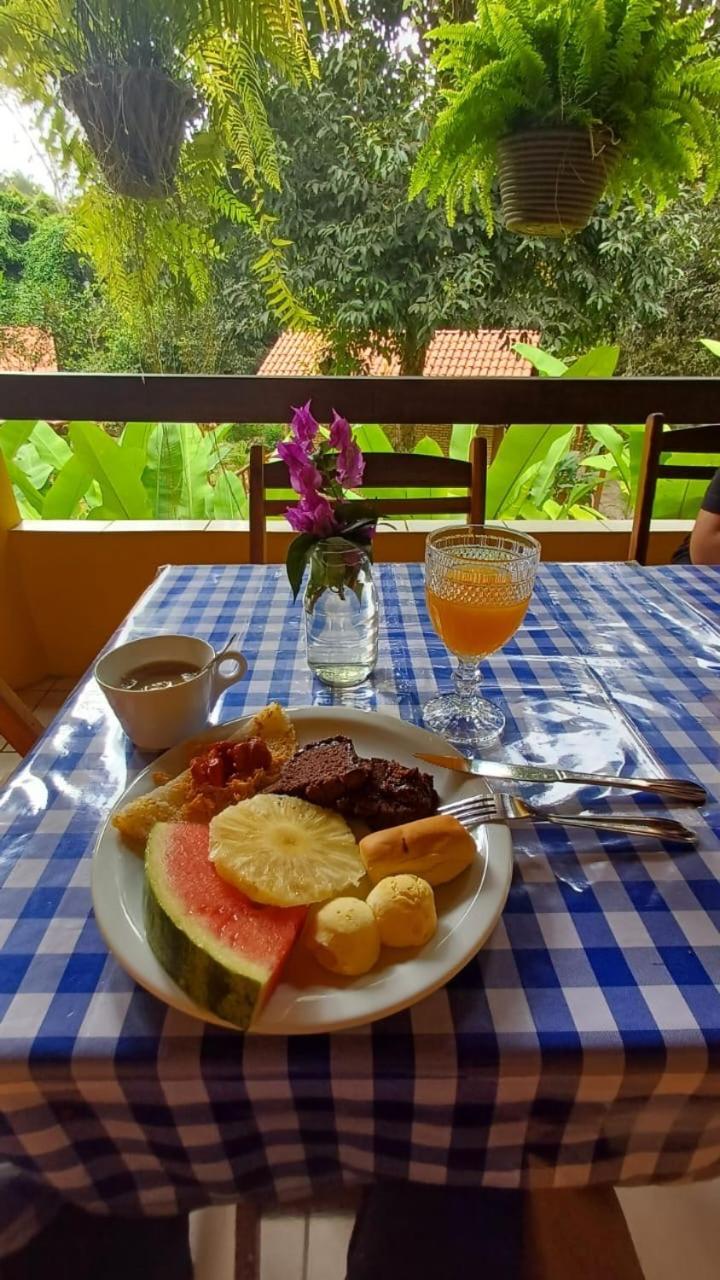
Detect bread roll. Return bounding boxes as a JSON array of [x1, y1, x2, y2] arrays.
[[366, 875, 437, 947], [359, 814, 475, 886]]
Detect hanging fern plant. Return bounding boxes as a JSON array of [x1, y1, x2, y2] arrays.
[[410, 0, 720, 237], [0, 0, 333, 198], [0, 0, 343, 354]]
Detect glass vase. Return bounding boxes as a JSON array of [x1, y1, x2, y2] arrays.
[[304, 542, 378, 687]]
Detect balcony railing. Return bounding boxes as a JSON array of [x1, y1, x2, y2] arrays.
[[1, 373, 718, 687], [1, 371, 720, 423]]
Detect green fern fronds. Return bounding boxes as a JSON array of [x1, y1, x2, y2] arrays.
[[411, 0, 720, 232], [0, 0, 345, 350], [0, 0, 342, 190], [252, 239, 316, 329]]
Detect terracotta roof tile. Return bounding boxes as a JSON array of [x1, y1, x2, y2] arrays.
[[0, 327, 57, 372], [258, 328, 539, 378]]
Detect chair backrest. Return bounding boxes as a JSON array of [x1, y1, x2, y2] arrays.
[[0, 676, 42, 756], [248, 435, 487, 563], [628, 414, 720, 564]]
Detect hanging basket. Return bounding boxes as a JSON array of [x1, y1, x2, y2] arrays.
[[497, 128, 619, 237], [61, 65, 197, 199]]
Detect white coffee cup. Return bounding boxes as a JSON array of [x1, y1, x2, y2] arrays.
[[95, 634, 247, 751]]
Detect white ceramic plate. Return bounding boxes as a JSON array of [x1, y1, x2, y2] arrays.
[[92, 706, 513, 1034]]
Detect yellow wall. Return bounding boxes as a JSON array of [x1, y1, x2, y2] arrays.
[[0, 513, 691, 687], [0, 456, 46, 687]]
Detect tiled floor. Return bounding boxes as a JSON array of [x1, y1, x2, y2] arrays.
[[188, 1187, 720, 1280], [0, 677, 75, 781], [2, 683, 719, 1280], [190, 1208, 355, 1280]]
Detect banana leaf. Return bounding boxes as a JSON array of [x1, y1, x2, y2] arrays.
[[449, 424, 476, 460], [144, 424, 185, 517], [13, 441, 53, 491], [144, 424, 213, 519], [120, 422, 155, 457], [353, 424, 393, 452], [413, 436, 444, 457], [624, 422, 715, 517], [512, 344, 567, 377], [29, 420, 72, 471], [42, 454, 94, 519], [567, 504, 604, 520], [511, 342, 620, 380], [517, 498, 550, 519], [5, 459, 43, 516], [0, 420, 37, 460], [486, 425, 572, 518], [211, 468, 248, 519], [69, 421, 151, 519], [581, 453, 617, 471], [653, 452, 718, 518], [621, 424, 646, 503], [562, 346, 620, 378], [586, 424, 630, 489], [498, 459, 545, 519], [529, 429, 573, 506]]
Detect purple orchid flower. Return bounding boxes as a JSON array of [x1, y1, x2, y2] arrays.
[[283, 405, 376, 601], [330, 410, 364, 489], [277, 439, 323, 498], [287, 493, 339, 537], [329, 410, 351, 453], [290, 401, 319, 450], [337, 439, 364, 489]]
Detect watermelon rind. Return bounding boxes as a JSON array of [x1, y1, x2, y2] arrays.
[[144, 823, 266, 1029]]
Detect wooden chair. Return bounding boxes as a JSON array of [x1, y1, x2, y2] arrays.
[[629, 413, 720, 564], [0, 676, 42, 756], [248, 435, 487, 564]]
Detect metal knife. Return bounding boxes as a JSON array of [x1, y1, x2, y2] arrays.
[[414, 752, 707, 806]]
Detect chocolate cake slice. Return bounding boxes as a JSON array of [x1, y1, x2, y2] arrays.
[[269, 735, 371, 807], [337, 757, 439, 829]]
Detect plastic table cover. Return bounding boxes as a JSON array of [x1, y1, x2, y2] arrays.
[[1, 562, 719, 1249]]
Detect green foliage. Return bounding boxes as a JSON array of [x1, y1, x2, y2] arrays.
[[259, 2, 702, 370], [0, 418, 254, 519], [68, 420, 152, 518], [0, 0, 344, 357], [1, 5, 715, 372], [410, 0, 720, 230], [494, 195, 702, 354], [3, 391, 711, 525], [0, 179, 108, 367], [263, 7, 502, 371], [514, 343, 623, 377], [449, 424, 476, 460], [486, 425, 573, 517], [0, 0, 340, 188], [352, 424, 393, 454], [639, 337, 720, 516], [620, 200, 720, 373], [461, 342, 634, 519]]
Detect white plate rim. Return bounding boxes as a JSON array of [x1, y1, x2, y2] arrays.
[[91, 706, 513, 1034]]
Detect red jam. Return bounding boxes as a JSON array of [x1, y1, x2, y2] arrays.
[[190, 737, 272, 789]]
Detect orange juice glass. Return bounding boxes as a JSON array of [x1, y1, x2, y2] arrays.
[[424, 525, 540, 748]]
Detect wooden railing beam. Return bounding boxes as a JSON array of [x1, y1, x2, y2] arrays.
[[1, 373, 719, 425]]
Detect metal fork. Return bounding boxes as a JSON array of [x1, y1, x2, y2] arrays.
[[439, 792, 698, 845]]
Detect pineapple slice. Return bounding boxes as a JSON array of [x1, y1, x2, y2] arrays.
[[209, 794, 365, 907]]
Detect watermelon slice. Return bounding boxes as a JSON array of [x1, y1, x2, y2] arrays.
[[144, 822, 306, 1029]]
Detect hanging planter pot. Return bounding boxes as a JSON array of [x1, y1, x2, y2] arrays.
[[497, 128, 619, 237], [61, 65, 197, 199]]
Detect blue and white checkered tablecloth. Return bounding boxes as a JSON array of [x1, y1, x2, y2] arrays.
[[1, 561, 720, 1250]]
